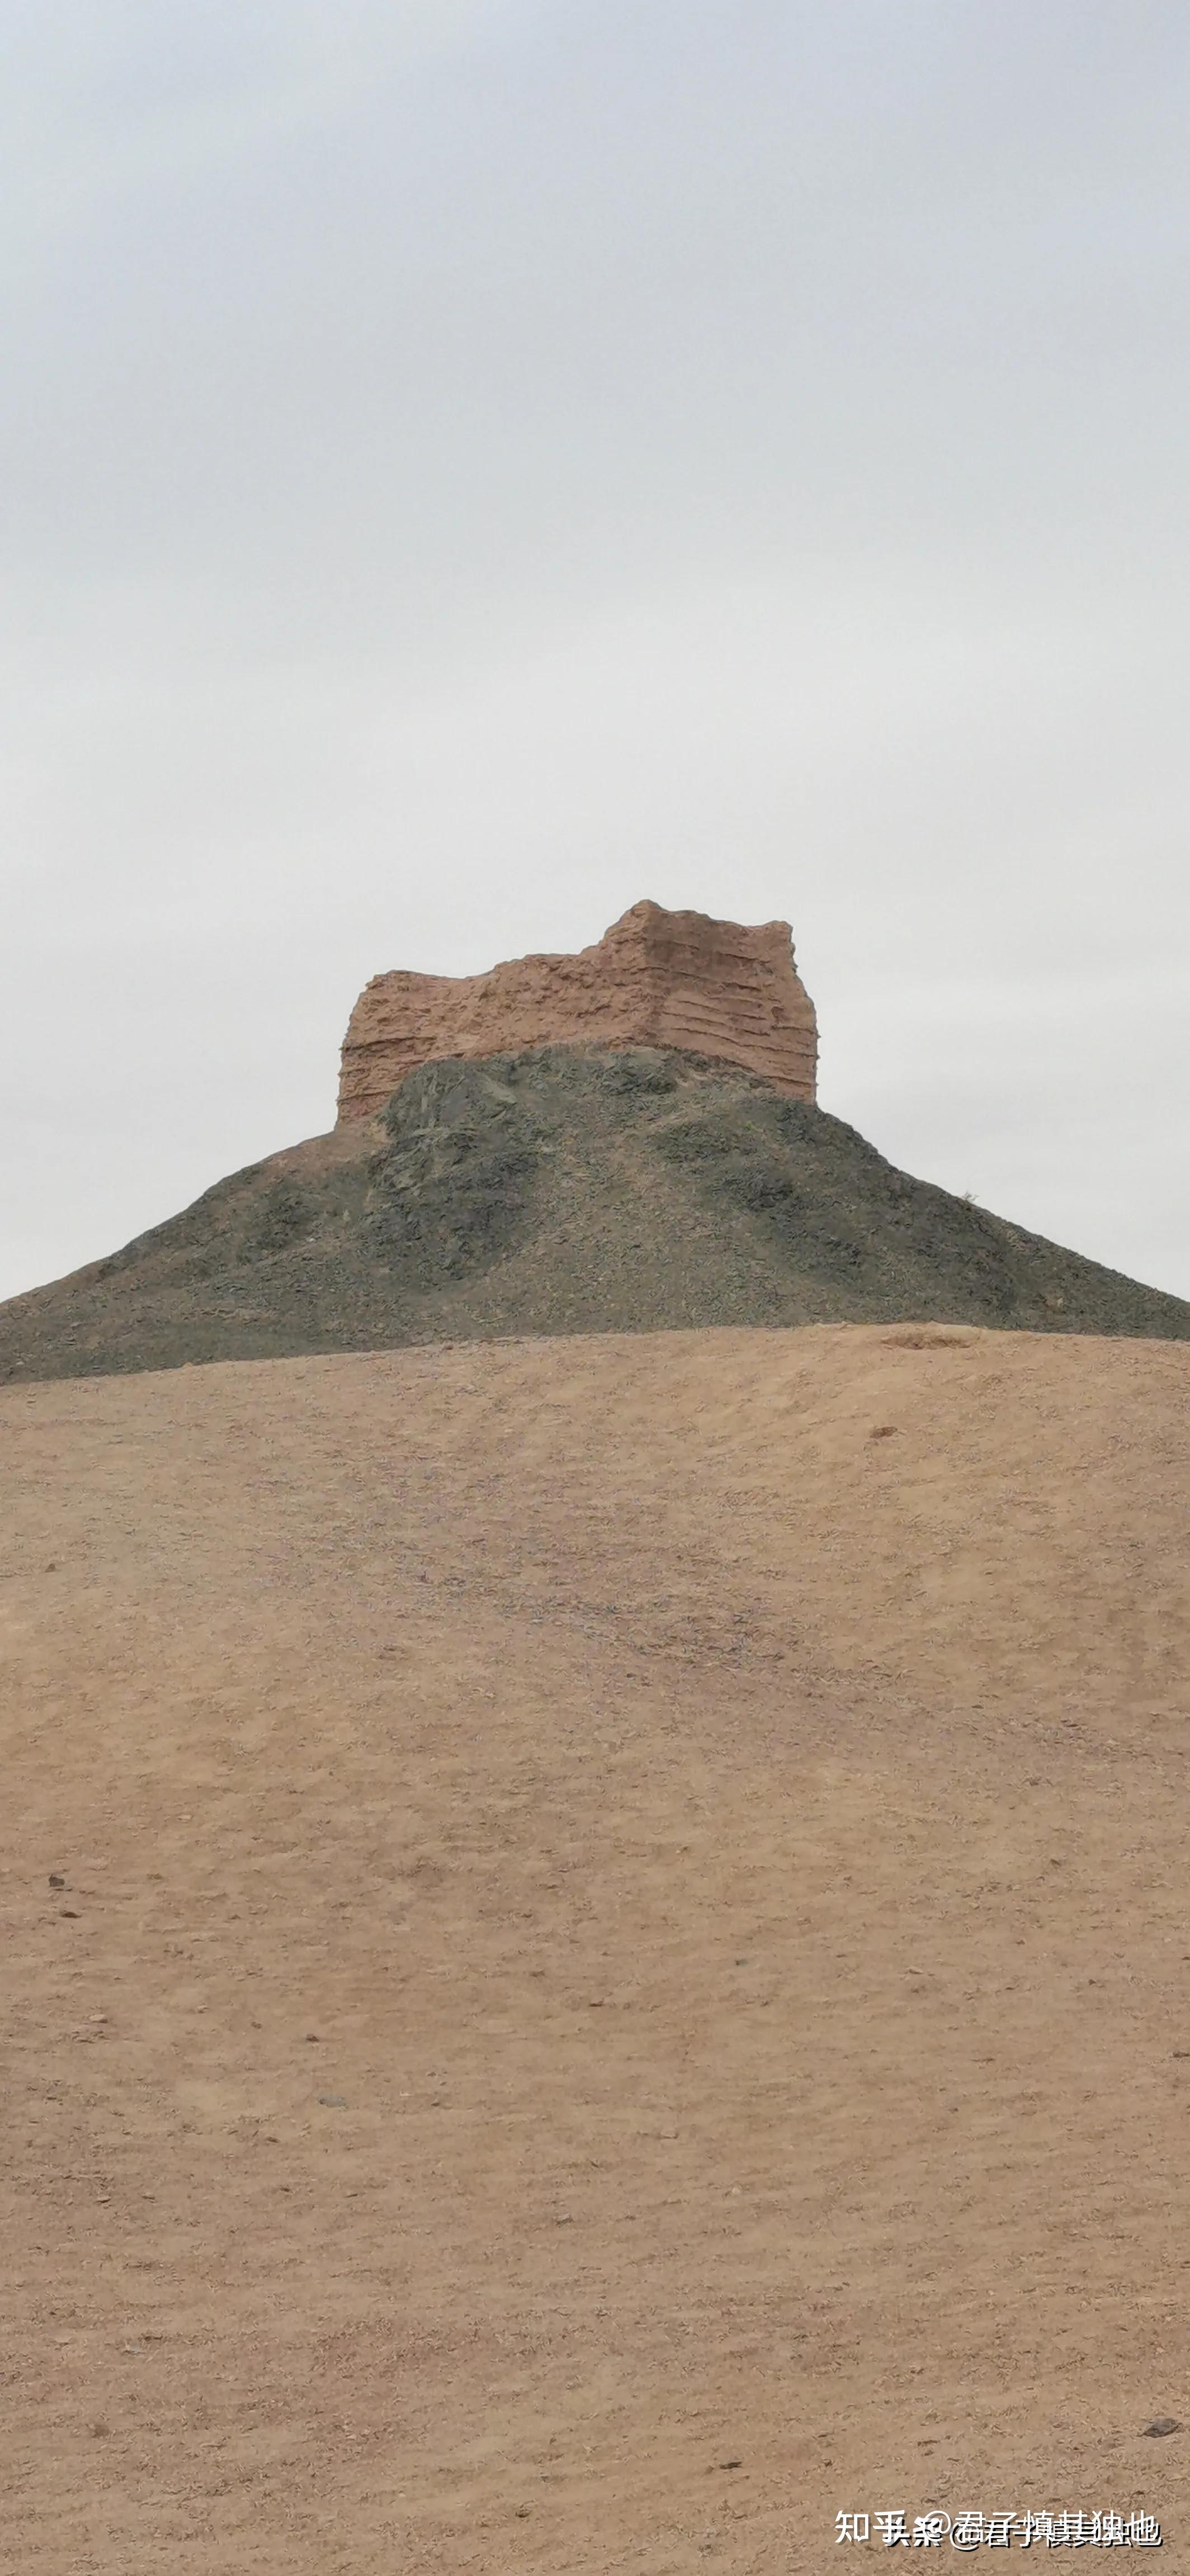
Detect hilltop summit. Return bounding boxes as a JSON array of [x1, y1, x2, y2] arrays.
[[2, 1042, 1187, 1382]]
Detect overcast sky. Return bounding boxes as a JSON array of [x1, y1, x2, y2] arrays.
[[3, 0, 1188, 1304]]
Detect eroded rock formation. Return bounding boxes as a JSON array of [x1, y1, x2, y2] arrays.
[[336, 900, 818, 1123]]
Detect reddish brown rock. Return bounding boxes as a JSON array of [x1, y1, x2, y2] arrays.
[[336, 901, 818, 1123]]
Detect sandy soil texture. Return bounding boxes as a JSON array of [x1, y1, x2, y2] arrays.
[[3, 1323, 1189, 2572]]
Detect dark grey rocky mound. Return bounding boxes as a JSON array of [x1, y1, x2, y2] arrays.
[[2, 1046, 1187, 1383]]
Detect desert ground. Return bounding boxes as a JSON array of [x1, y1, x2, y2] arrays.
[[4, 1322, 1189, 2570]]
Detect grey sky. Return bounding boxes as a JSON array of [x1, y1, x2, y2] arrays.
[[4, 0, 1188, 1303]]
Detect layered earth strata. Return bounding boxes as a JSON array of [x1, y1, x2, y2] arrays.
[[336, 899, 818, 1122]]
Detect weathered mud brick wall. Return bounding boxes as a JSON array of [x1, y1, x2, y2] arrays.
[[337, 899, 818, 1123]]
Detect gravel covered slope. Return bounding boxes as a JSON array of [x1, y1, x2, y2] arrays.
[[3, 1044, 1187, 1383]]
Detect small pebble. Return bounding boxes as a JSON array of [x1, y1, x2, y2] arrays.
[[318, 2094, 347, 2108], [1142, 2418, 1182, 2437]]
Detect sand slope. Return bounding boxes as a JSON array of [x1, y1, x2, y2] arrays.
[[3, 1324, 1189, 2571]]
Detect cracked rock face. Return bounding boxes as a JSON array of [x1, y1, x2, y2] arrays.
[[336, 899, 818, 1124]]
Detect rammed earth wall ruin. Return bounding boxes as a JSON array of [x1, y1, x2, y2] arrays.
[[336, 901, 818, 1124]]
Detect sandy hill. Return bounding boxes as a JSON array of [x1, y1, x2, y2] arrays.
[[3, 1046, 1187, 1385], [4, 1323, 1190, 2570]]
